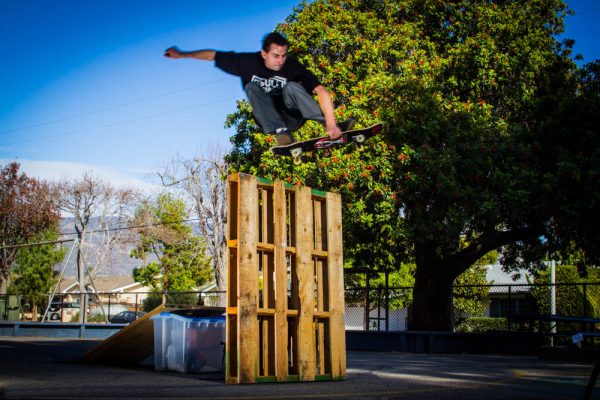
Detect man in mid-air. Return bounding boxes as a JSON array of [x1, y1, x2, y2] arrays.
[[165, 32, 352, 145]]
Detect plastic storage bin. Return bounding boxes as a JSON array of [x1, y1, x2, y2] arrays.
[[152, 312, 225, 373]]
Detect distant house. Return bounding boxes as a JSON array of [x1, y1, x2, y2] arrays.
[[54, 276, 152, 317], [52, 276, 225, 317], [485, 264, 535, 317]]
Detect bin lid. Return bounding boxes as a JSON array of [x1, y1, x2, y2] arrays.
[[150, 312, 225, 322]]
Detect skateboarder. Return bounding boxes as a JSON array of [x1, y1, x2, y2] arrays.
[[164, 32, 352, 145]]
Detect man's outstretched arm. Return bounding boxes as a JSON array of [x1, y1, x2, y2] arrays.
[[164, 47, 216, 61]]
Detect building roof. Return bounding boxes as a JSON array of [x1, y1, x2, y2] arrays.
[[56, 275, 147, 293], [486, 264, 530, 285]]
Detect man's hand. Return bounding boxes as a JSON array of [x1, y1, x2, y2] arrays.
[[164, 48, 216, 61], [326, 124, 342, 139], [164, 47, 183, 58]]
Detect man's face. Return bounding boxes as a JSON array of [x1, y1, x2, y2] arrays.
[[261, 43, 288, 71]]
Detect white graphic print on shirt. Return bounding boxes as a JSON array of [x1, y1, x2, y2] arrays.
[[251, 75, 287, 93]]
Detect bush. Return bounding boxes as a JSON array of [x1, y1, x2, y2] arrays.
[[531, 265, 599, 318], [142, 291, 200, 312], [455, 317, 508, 333], [70, 312, 106, 323]]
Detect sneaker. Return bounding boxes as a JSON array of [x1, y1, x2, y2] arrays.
[[338, 118, 355, 132], [275, 128, 295, 146]]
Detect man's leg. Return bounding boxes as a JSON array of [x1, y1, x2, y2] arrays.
[[245, 82, 287, 134], [281, 82, 325, 123], [282, 82, 354, 132]]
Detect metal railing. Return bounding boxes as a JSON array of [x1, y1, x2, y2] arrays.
[[2, 283, 599, 334], [344, 282, 600, 333], [0, 290, 226, 323]]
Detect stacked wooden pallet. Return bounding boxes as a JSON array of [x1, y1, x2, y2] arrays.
[[226, 173, 346, 384]]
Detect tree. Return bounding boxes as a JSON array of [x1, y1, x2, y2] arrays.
[[225, 0, 598, 330], [157, 149, 228, 294], [53, 173, 137, 322], [8, 225, 66, 320], [453, 251, 497, 322], [130, 193, 212, 304], [0, 162, 60, 292]]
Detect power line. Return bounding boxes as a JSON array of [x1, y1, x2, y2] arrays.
[[573, 8, 600, 16], [0, 77, 235, 136], [59, 217, 202, 236], [0, 239, 75, 251], [0, 217, 204, 250], [0, 96, 237, 147]]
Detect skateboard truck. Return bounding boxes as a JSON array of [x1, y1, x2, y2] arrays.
[[290, 148, 303, 165], [353, 134, 366, 151]]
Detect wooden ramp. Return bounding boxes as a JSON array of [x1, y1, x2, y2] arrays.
[[83, 304, 166, 365], [83, 305, 227, 365]]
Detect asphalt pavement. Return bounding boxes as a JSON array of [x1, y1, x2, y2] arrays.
[[0, 337, 597, 399]]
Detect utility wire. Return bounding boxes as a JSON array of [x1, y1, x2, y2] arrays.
[[0, 217, 204, 250], [59, 217, 202, 236], [573, 8, 600, 16], [0, 77, 235, 136], [0, 239, 75, 250], [0, 96, 237, 146]]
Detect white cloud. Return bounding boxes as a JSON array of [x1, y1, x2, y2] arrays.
[[1, 158, 162, 194]]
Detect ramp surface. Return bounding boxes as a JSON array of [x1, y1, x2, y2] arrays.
[[83, 305, 226, 365], [83, 304, 166, 365]]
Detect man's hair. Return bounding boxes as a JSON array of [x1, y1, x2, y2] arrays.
[[262, 32, 289, 52]]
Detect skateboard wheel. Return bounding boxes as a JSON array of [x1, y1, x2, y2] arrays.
[[293, 156, 302, 166], [291, 148, 303, 158], [356, 143, 365, 152], [355, 134, 366, 143]]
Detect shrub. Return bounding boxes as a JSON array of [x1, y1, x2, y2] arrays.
[[455, 317, 508, 333]]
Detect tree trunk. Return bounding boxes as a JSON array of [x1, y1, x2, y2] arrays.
[[408, 247, 457, 331], [0, 278, 6, 295]]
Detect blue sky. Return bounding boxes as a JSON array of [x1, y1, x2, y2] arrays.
[[1, 0, 599, 191]]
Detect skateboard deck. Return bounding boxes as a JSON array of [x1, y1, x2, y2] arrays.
[[270, 123, 383, 165]]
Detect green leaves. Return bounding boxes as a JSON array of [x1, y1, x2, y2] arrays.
[[9, 225, 66, 311], [1, 162, 60, 283], [130, 193, 211, 292], [225, 0, 596, 309]]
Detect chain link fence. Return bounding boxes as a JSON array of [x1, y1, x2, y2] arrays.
[[2, 283, 599, 334], [344, 282, 600, 333]]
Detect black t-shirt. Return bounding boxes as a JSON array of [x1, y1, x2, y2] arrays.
[[214, 51, 320, 95]]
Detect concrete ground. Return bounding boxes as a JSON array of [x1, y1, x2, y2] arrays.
[[0, 337, 597, 400]]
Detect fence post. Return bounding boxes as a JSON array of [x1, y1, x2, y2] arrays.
[[376, 287, 382, 331], [583, 283, 588, 318], [365, 273, 370, 331], [385, 271, 389, 332], [108, 293, 111, 319], [508, 285, 512, 331]]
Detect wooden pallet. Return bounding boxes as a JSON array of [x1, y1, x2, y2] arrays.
[[226, 173, 346, 384]]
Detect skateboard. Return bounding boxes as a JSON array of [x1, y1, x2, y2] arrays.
[[270, 123, 383, 165]]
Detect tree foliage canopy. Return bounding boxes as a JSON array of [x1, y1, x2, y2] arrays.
[[225, 0, 599, 330], [0, 162, 60, 286], [131, 193, 212, 292], [9, 225, 66, 319]]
